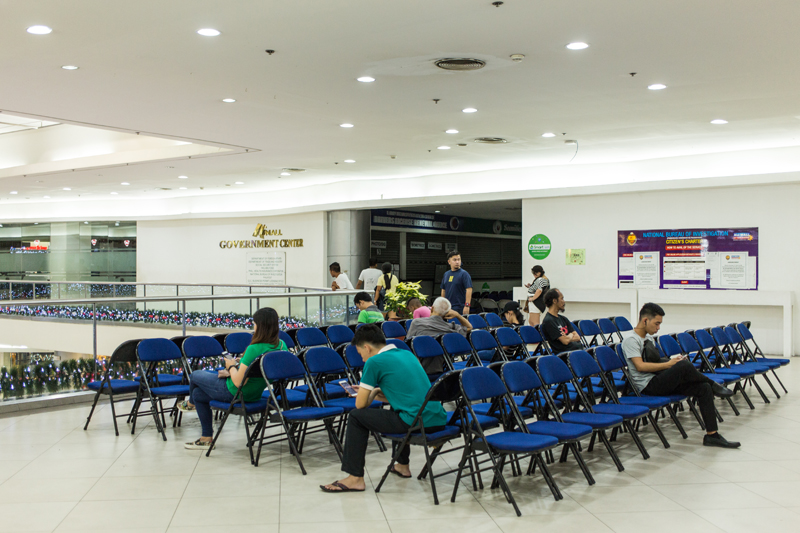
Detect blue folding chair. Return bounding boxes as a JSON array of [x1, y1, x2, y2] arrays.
[[257, 351, 344, 473], [483, 312, 504, 329], [403, 319, 414, 332], [135, 338, 191, 440], [467, 314, 489, 330], [536, 355, 626, 471], [441, 332, 482, 369], [734, 323, 788, 393], [411, 336, 449, 379], [225, 332, 253, 355], [84, 339, 143, 436], [494, 327, 529, 360], [597, 318, 619, 344], [381, 321, 407, 340], [339, 343, 366, 380], [453, 367, 562, 515], [326, 324, 354, 349], [711, 327, 777, 402], [279, 330, 296, 353], [468, 329, 506, 365], [693, 329, 758, 408], [386, 338, 412, 352], [518, 325, 548, 356], [577, 320, 608, 347], [295, 327, 331, 351], [611, 316, 634, 342]]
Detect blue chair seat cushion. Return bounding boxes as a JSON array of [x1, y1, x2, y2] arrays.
[[471, 402, 533, 419], [383, 426, 461, 443], [715, 367, 755, 377], [593, 403, 649, 419], [210, 399, 268, 414], [268, 388, 308, 408], [618, 396, 670, 409], [323, 397, 383, 411], [733, 362, 771, 373], [702, 373, 737, 384], [87, 379, 140, 394], [756, 357, 790, 366], [281, 406, 344, 421], [561, 411, 622, 429], [524, 420, 593, 440], [135, 374, 184, 386], [149, 385, 190, 396], [746, 359, 781, 369], [446, 411, 500, 430], [478, 432, 559, 453], [293, 383, 348, 399]]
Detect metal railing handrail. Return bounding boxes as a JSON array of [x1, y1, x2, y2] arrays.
[[0, 280, 329, 290]]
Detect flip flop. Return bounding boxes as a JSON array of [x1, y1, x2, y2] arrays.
[[389, 466, 412, 479], [320, 481, 365, 493]]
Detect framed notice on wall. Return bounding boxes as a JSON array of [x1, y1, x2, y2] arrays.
[[617, 228, 758, 290], [246, 251, 286, 287]]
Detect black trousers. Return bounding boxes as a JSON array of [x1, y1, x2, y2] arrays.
[[642, 360, 718, 433], [341, 408, 411, 477]]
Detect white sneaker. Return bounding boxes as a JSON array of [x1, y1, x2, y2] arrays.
[[184, 439, 215, 450]]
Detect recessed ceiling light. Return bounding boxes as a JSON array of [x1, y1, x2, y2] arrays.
[[445, 129, 459, 134], [43, 196, 50, 199], [566, 42, 589, 50], [27, 25, 52, 35], [710, 119, 728, 125], [179, 187, 187, 190], [178, 175, 188, 179], [222, 98, 236, 103], [462, 108, 478, 113], [63, 187, 71, 191], [542, 132, 556, 138], [437, 145, 451, 150], [110, 192, 118, 195], [197, 28, 220, 37], [121, 182, 130, 185], [235, 181, 244, 184], [280, 172, 291, 176], [648, 83, 667, 90], [434, 210, 441, 213], [356, 76, 375, 83], [61, 65, 79, 70], [10, 191, 17, 195], [340, 123, 354, 128], [344, 159, 356, 163]]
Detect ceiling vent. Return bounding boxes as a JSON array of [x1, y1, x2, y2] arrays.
[[435, 58, 486, 71], [473, 137, 508, 144], [282, 168, 306, 172]]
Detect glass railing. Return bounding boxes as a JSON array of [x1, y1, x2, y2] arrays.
[[0, 283, 360, 401]]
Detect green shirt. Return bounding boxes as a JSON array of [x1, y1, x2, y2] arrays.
[[357, 305, 385, 324], [227, 340, 287, 402], [360, 346, 446, 428]]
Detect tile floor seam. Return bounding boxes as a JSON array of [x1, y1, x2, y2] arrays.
[[164, 442, 203, 531]]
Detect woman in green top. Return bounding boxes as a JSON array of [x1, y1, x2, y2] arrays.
[[182, 307, 286, 450]]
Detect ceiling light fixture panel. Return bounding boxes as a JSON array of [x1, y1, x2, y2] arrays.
[[61, 65, 79, 70], [340, 123, 354, 128], [27, 25, 52, 35], [197, 28, 220, 36], [356, 76, 375, 83], [566, 42, 589, 50], [462, 108, 478, 113], [710, 119, 728, 125], [648, 83, 667, 90]]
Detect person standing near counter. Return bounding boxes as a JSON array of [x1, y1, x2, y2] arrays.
[[440, 251, 473, 315], [525, 265, 550, 326]]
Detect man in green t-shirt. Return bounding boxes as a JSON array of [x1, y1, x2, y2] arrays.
[[320, 324, 447, 493], [354, 291, 384, 324]]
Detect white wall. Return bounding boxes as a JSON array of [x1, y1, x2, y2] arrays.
[[137, 211, 327, 287], [522, 182, 799, 355]]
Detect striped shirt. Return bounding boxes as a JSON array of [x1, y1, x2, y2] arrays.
[[357, 305, 384, 324]]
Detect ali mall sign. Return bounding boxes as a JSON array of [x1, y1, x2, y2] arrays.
[[219, 224, 304, 249]]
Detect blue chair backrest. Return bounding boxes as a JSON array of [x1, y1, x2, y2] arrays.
[[695, 329, 716, 350], [226, 332, 253, 354], [183, 336, 224, 359], [326, 325, 354, 346], [568, 350, 601, 378], [344, 344, 364, 369], [595, 346, 624, 372], [382, 321, 407, 339], [495, 327, 523, 347], [279, 330, 295, 350], [296, 328, 329, 348], [613, 316, 634, 332], [614, 344, 629, 367], [736, 323, 754, 341], [678, 332, 701, 353], [725, 326, 743, 344], [461, 367, 508, 402], [518, 325, 542, 344], [659, 335, 683, 357], [404, 319, 414, 332], [502, 361, 543, 393], [578, 320, 602, 337], [598, 318, 618, 336], [655, 339, 667, 358], [470, 329, 500, 351], [138, 338, 183, 362], [467, 314, 488, 329], [261, 351, 306, 381], [412, 336, 444, 359], [305, 347, 347, 374], [387, 338, 412, 351], [536, 355, 575, 385], [711, 327, 729, 347], [484, 313, 503, 328], [442, 333, 473, 356]]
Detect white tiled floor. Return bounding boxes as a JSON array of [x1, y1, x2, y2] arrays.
[[0, 360, 797, 533]]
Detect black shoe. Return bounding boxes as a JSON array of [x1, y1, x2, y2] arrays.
[[710, 382, 734, 398], [703, 433, 741, 448]]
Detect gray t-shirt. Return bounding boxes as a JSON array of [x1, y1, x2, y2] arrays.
[[406, 316, 469, 374], [622, 333, 656, 392]]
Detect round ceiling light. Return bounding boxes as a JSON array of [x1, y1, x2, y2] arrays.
[[61, 65, 79, 70], [63, 187, 71, 191], [648, 83, 667, 90], [280, 172, 291, 176], [462, 108, 478, 113], [344, 159, 355, 163], [197, 28, 220, 37], [542, 132, 556, 138], [222, 98, 236, 103], [445, 129, 459, 134], [710, 119, 728, 125], [437, 145, 451, 150], [10, 191, 18, 195], [121, 182, 130, 185], [235, 181, 244, 184], [435, 58, 486, 71], [27, 25, 52, 35], [340, 123, 354, 128], [566, 42, 589, 50], [357, 76, 375, 83], [178, 175, 188, 179]]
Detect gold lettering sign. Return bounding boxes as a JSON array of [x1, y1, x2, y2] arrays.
[[219, 225, 303, 249]]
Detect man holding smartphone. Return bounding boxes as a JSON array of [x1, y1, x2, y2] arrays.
[[623, 302, 740, 449]]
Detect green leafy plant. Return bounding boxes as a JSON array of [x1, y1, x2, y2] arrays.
[[383, 281, 427, 317]]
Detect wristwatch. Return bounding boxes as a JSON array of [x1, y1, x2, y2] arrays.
[[464, 303, 470, 307]]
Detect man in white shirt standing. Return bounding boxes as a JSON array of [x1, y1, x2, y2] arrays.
[[330, 262, 354, 291], [356, 258, 382, 292]]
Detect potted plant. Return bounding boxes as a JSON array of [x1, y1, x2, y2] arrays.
[[384, 281, 428, 319]]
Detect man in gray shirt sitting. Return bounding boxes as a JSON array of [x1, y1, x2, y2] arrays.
[[406, 297, 472, 374], [622, 302, 739, 449]]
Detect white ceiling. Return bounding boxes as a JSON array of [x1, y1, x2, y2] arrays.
[[2, 0, 800, 218]]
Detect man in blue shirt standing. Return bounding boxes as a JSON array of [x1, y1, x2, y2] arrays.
[[440, 250, 473, 315]]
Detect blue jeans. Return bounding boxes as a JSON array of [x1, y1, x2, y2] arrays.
[[189, 370, 234, 437]]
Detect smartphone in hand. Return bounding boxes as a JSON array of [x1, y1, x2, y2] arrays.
[[338, 380, 358, 397]]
